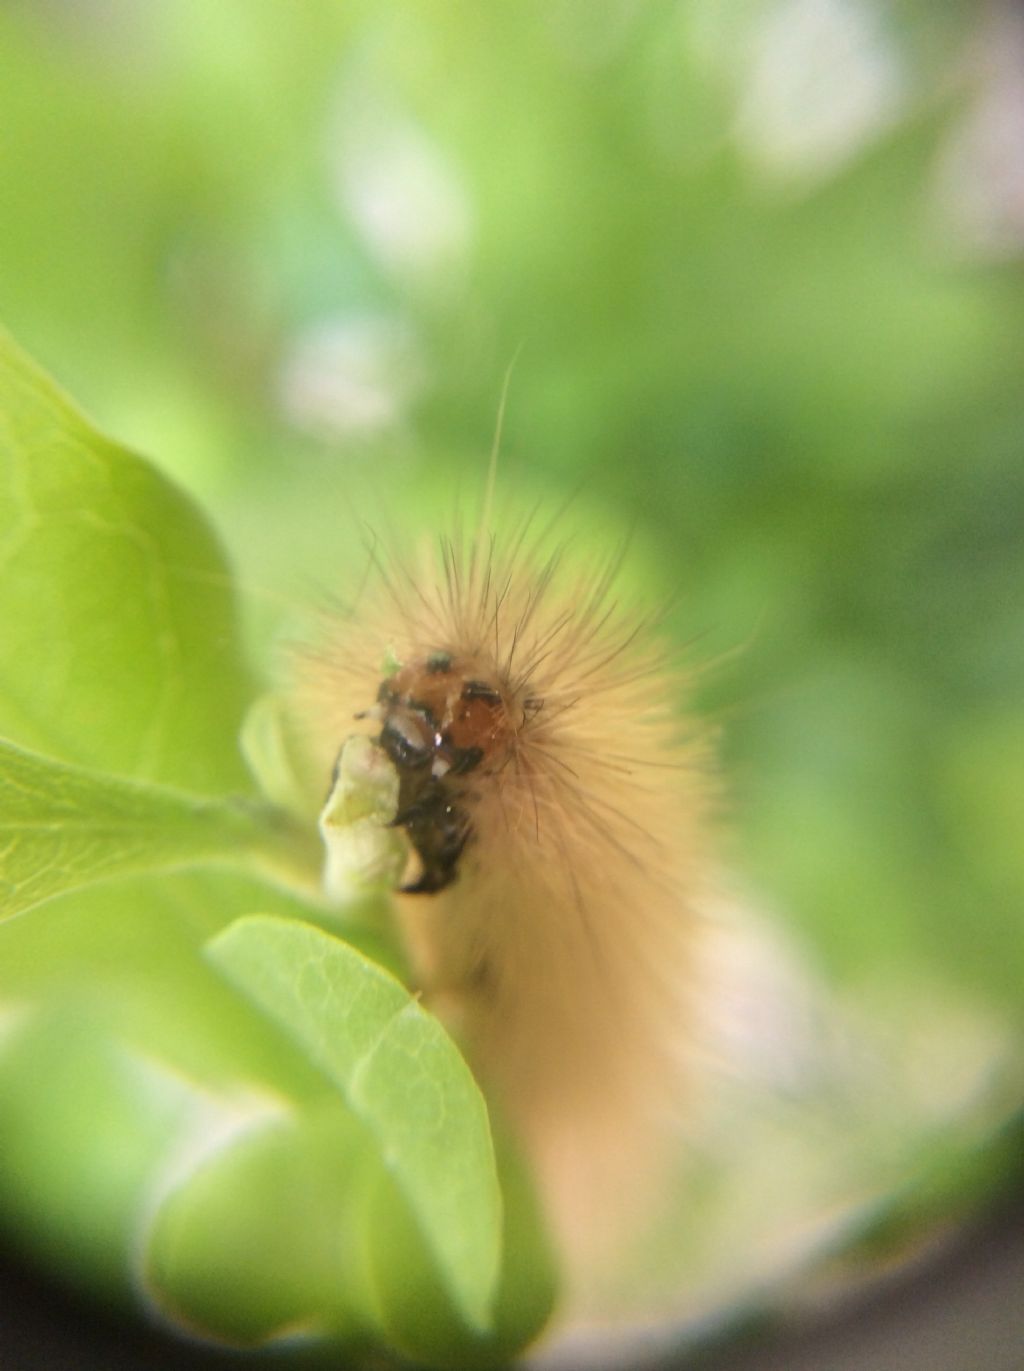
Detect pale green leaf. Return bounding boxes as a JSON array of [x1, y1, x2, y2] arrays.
[[205, 914, 502, 1334], [0, 736, 307, 922], [0, 327, 253, 793], [140, 1103, 366, 1348]]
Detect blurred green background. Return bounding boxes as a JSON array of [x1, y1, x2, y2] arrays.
[[1, 0, 1023, 1356]]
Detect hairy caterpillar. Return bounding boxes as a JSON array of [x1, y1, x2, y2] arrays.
[[294, 499, 715, 1278]]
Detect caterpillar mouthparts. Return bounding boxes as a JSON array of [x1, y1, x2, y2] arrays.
[[373, 655, 520, 893]]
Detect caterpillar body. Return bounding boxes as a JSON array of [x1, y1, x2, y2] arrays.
[[297, 510, 714, 1277]]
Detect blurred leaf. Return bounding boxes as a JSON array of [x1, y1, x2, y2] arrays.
[[0, 737, 294, 923], [0, 1003, 195, 1300], [359, 1135, 558, 1369], [0, 871, 341, 1094], [142, 1100, 364, 1348], [0, 326, 253, 793], [0, 878, 370, 1328], [141, 1093, 557, 1366], [206, 914, 502, 1334]]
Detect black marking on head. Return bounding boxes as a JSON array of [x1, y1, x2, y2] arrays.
[[380, 717, 432, 770], [406, 699, 441, 729], [446, 745, 484, 776], [394, 783, 469, 894], [461, 680, 502, 703], [426, 651, 453, 674]]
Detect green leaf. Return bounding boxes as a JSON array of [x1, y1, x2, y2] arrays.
[[141, 1102, 368, 1348], [0, 870, 342, 1093], [359, 1134, 558, 1369], [138, 1089, 557, 1365], [0, 736, 310, 923], [0, 1002, 197, 1302], [0, 327, 253, 793], [205, 914, 503, 1335]]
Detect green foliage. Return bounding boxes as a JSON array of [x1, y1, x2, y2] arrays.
[[207, 915, 502, 1334], [0, 328, 253, 791], [143, 1105, 367, 1346], [0, 328, 554, 1363], [0, 737, 281, 922]]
